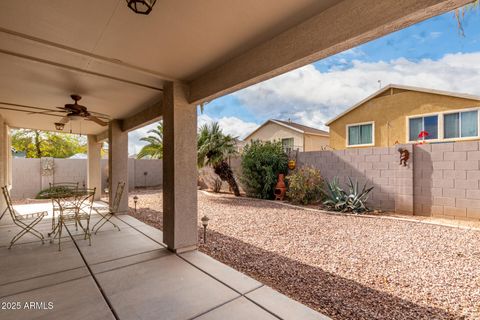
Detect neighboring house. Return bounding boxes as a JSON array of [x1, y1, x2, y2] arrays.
[[11, 147, 25, 158], [68, 153, 88, 159], [326, 84, 480, 149], [233, 138, 246, 153], [243, 119, 329, 152]]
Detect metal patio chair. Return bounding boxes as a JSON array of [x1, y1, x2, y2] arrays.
[[92, 181, 125, 234], [1, 186, 47, 249], [50, 188, 95, 251]]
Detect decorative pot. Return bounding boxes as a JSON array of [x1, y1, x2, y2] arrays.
[[288, 160, 296, 170], [274, 174, 287, 200]]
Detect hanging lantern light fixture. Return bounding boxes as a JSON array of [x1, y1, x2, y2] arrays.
[[126, 0, 157, 15], [54, 122, 65, 131]]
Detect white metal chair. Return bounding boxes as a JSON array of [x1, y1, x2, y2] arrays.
[[1, 186, 47, 249], [92, 182, 125, 234]]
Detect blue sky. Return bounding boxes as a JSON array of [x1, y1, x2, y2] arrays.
[[130, 7, 480, 153]]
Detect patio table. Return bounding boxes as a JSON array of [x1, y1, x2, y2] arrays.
[[46, 188, 96, 250]]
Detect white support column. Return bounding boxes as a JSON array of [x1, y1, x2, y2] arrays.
[[163, 81, 198, 252], [87, 135, 102, 200], [108, 120, 129, 212], [0, 116, 11, 225]]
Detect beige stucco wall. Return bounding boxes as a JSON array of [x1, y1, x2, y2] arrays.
[[304, 134, 329, 151], [246, 122, 305, 150], [329, 90, 480, 150]]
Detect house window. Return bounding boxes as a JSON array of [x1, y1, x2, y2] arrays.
[[282, 138, 294, 152], [408, 115, 438, 141], [444, 110, 478, 139], [347, 123, 373, 146]]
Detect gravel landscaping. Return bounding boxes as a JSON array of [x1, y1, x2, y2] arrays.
[[129, 188, 480, 320]]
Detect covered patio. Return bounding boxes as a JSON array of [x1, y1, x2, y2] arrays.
[[1, 205, 325, 319], [0, 0, 472, 319]]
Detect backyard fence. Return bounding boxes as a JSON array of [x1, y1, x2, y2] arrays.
[[296, 141, 480, 221], [11, 158, 162, 199]]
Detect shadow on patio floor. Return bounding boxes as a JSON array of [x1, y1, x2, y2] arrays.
[[128, 209, 458, 320], [199, 229, 457, 320]]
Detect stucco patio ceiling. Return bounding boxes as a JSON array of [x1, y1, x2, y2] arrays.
[[0, 0, 472, 134]]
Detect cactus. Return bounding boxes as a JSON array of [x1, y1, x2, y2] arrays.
[[323, 177, 373, 213]]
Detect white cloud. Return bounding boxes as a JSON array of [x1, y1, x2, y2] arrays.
[[128, 122, 158, 155], [234, 52, 480, 130], [128, 52, 480, 151], [198, 114, 258, 139], [128, 115, 259, 154]]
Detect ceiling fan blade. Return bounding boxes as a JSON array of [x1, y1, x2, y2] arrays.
[[86, 116, 108, 126], [59, 116, 70, 124], [27, 109, 65, 115], [88, 110, 111, 119]]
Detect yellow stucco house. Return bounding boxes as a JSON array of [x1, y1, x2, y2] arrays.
[[326, 84, 480, 149], [244, 119, 329, 152]]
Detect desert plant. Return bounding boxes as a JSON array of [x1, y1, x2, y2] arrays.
[[240, 140, 288, 199], [323, 177, 373, 213], [212, 178, 222, 193], [286, 167, 324, 205], [198, 122, 240, 196], [36, 186, 73, 199]]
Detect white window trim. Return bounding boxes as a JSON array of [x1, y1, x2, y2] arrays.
[[406, 113, 441, 143], [406, 106, 480, 143], [346, 121, 375, 148]]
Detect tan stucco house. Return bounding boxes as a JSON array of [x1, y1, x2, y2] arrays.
[[244, 119, 329, 152], [326, 84, 480, 149]]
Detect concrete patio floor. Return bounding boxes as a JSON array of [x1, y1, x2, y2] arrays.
[[0, 203, 328, 320]]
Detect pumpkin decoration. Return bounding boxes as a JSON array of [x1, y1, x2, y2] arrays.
[[288, 159, 296, 170]]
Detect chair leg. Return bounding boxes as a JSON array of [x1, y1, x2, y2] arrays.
[[48, 220, 59, 238], [0, 207, 7, 222], [51, 210, 55, 232], [92, 213, 106, 232], [93, 213, 120, 234], [58, 221, 63, 251], [8, 216, 45, 249], [86, 217, 92, 246]]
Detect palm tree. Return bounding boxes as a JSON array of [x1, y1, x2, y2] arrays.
[[197, 122, 241, 196], [456, 1, 478, 36], [137, 123, 163, 159]]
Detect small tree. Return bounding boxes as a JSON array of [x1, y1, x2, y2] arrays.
[[137, 123, 163, 159], [197, 122, 240, 196], [240, 140, 288, 199], [12, 129, 86, 158]]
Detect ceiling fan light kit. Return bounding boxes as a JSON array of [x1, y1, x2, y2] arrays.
[[126, 0, 156, 15], [54, 122, 65, 131]]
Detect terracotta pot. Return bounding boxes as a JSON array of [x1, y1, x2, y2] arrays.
[[274, 174, 286, 200]]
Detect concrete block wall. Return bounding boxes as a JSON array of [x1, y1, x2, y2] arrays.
[[297, 145, 414, 212], [53, 159, 88, 187], [11, 158, 41, 199], [131, 159, 163, 189], [414, 141, 480, 220]]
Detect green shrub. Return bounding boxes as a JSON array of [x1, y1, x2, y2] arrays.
[[286, 167, 324, 205], [36, 186, 73, 199], [240, 140, 288, 199], [323, 176, 373, 213]]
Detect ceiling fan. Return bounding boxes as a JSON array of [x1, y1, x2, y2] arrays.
[[28, 94, 110, 130], [55, 94, 108, 127]]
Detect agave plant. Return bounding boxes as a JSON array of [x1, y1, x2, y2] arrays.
[[323, 177, 374, 213]]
